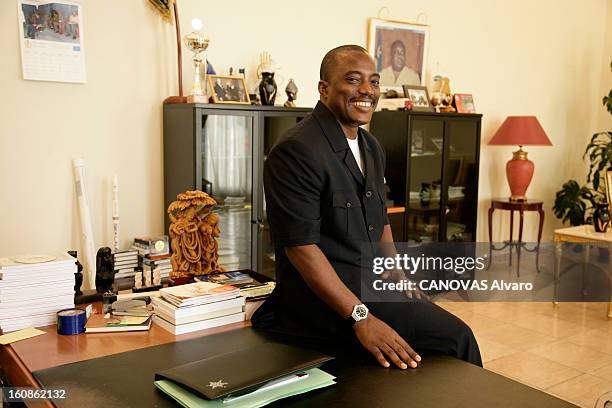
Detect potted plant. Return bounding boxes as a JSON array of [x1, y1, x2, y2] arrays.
[[553, 61, 612, 226]]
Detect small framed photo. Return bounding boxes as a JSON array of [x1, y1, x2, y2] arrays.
[[454, 94, 476, 113], [208, 75, 250, 104], [402, 85, 434, 112]]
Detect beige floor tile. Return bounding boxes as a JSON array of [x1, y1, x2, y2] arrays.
[[547, 374, 612, 408], [477, 337, 519, 363], [434, 301, 467, 314], [512, 313, 582, 339], [448, 310, 506, 334], [538, 303, 612, 330], [592, 363, 612, 383], [465, 302, 538, 322], [529, 340, 612, 372], [478, 324, 556, 351], [566, 329, 612, 356], [485, 352, 582, 389]]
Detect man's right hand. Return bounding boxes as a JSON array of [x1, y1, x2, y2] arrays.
[[353, 314, 421, 369]]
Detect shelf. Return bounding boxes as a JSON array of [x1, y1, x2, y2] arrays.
[[387, 207, 405, 214]]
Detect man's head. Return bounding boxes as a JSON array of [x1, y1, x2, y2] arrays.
[[318, 45, 380, 130], [390, 40, 406, 72]]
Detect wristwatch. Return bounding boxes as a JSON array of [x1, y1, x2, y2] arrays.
[[349, 304, 369, 325]]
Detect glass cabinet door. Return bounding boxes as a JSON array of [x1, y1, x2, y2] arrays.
[[444, 119, 479, 242], [407, 118, 444, 242], [201, 113, 253, 272], [258, 115, 307, 279]]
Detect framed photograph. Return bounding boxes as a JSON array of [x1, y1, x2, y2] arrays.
[[367, 18, 429, 94], [606, 170, 612, 209], [454, 94, 476, 113], [402, 85, 434, 112], [208, 75, 250, 104]]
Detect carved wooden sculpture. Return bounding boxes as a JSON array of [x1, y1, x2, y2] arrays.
[[167, 190, 222, 278]]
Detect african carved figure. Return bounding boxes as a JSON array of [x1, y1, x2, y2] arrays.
[[167, 190, 223, 278]]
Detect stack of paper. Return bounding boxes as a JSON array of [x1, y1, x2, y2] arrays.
[[153, 282, 244, 335], [155, 368, 336, 408], [0, 254, 76, 333]]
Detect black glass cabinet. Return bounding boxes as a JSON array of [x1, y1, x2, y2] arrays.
[[370, 111, 482, 243]]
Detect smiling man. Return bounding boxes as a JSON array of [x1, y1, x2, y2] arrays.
[[379, 40, 421, 87], [252, 45, 481, 369]]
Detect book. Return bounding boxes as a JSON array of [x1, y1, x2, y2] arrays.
[[160, 282, 240, 308], [153, 312, 245, 335], [0, 254, 76, 271], [196, 272, 253, 286], [85, 314, 152, 333], [152, 296, 245, 325]]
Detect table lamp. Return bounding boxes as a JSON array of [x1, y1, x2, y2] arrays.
[[488, 116, 552, 201]]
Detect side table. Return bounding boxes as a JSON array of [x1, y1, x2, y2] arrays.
[[488, 198, 544, 276]]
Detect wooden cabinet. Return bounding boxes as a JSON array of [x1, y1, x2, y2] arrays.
[[370, 111, 482, 242], [163, 103, 311, 278]]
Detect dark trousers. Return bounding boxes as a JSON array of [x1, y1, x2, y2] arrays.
[[366, 300, 483, 367]]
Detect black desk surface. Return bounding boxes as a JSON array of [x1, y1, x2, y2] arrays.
[[34, 327, 576, 408]]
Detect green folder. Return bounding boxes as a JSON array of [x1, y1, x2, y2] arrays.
[[155, 368, 336, 408]]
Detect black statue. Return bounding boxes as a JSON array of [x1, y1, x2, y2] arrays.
[[259, 72, 277, 105], [68, 250, 83, 296], [95, 247, 116, 294]]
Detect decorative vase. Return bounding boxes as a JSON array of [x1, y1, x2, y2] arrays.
[[259, 72, 277, 106], [593, 203, 610, 232]]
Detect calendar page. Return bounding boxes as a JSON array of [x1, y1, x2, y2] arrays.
[[17, 0, 85, 83]]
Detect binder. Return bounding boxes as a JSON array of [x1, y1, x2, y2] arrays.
[[154, 342, 333, 400]]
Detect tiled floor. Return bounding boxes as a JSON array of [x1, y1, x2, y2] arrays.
[[437, 301, 612, 407]]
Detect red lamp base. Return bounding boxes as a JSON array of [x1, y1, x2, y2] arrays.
[[506, 147, 534, 202]]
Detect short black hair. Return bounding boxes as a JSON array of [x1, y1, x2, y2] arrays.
[[391, 40, 405, 52], [319, 45, 368, 81]]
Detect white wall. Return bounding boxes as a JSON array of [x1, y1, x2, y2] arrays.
[[0, 0, 610, 275]]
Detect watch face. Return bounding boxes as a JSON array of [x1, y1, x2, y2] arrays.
[[352, 304, 368, 321]]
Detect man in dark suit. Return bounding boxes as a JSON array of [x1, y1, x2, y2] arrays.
[[252, 45, 481, 369]]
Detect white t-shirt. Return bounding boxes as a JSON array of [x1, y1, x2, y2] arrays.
[[347, 136, 364, 175]]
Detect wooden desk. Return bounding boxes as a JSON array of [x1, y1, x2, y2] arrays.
[[488, 198, 544, 275], [554, 225, 612, 318], [0, 319, 248, 407], [2, 319, 579, 408]]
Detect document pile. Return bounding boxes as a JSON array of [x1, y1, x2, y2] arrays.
[[85, 299, 153, 333], [153, 282, 245, 335], [0, 254, 76, 333], [154, 343, 336, 408], [195, 271, 275, 300]]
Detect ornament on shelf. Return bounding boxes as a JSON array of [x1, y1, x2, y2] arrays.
[[284, 79, 298, 108]]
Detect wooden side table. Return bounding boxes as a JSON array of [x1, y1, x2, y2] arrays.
[[554, 225, 612, 319], [488, 198, 544, 275]]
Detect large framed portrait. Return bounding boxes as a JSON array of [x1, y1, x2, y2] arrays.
[[367, 18, 429, 94], [208, 75, 250, 104]]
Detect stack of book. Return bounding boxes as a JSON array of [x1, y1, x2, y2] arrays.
[[152, 282, 245, 335], [0, 254, 76, 333], [113, 249, 139, 289], [195, 271, 276, 320], [142, 254, 172, 283], [195, 271, 275, 300]]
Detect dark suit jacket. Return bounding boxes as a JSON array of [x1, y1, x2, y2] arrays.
[[252, 101, 389, 340]]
